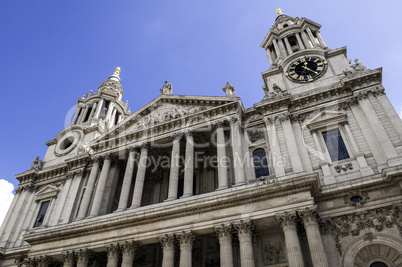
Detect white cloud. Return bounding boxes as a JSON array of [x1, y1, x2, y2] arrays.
[[0, 179, 15, 227]]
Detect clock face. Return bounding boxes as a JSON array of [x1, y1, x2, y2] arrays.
[[286, 56, 327, 83]]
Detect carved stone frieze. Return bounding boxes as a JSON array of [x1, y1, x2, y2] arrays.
[[247, 130, 264, 143], [263, 241, 285, 264], [130, 104, 207, 131], [319, 203, 402, 256], [335, 162, 353, 173]]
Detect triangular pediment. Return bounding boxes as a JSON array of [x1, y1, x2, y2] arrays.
[[306, 110, 347, 130], [36, 185, 60, 201], [93, 94, 240, 143]]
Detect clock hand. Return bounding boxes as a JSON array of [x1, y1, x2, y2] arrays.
[[302, 65, 318, 75]]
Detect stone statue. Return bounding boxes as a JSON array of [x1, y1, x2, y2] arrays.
[[272, 83, 286, 94], [352, 59, 367, 71], [160, 81, 173, 95], [222, 82, 235, 97], [31, 156, 43, 171], [77, 142, 94, 155]]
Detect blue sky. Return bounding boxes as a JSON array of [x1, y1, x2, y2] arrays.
[[0, 0, 401, 193]]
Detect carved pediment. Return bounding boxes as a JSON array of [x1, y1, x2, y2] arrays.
[[36, 185, 60, 201], [306, 110, 347, 130], [125, 103, 207, 132]]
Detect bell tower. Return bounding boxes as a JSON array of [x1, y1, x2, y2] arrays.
[[260, 9, 353, 97]]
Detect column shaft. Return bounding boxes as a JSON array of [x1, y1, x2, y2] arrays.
[[277, 212, 304, 267], [160, 234, 175, 267], [264, 118, 285, 177], [72, 107, 81, 124], [215, 224, 234, 267], [106, 244, 120, 267], [316, 32, 326, 46], [301, 32, 313, 48], [76, 159, 100, 220], [88, 102, 97, 121], [79, 106, 90, 124], [178, 231, 194, 267], [94, 99, 104, 119], [295, 33, 305, 50], [284, 37, 293, 55], [273, 39, 282, 57], [121, 241, 137, 267], [234, 221, 255, 267], [230, 118, 245, 186], [117, 149, 136, 211], [167, 136, 181, 200], [299, 209, 328, 267], [281, 118, 303, 173], [306, 28, 317, 46], [216, 125, 228, 189], [183, 133, 194, 197], [89, 155, 112, 217], [131, 146, 149, 208]]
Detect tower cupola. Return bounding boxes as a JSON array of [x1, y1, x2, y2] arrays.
[[261, 9, 327, 67]]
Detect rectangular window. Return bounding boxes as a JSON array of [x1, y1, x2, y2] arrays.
[[322, 129, 350, 162], [33, 201, 50, 228]]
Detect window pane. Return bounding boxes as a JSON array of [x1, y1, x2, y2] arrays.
[[322, 129, 350, 161], [253, 148, 269, 178], [33, 201, 50, 228]]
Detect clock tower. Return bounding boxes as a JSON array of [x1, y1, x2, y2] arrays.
[[260, 9, 354, 96]]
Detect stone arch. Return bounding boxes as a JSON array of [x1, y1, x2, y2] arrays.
[[342, 233, 402, 266]]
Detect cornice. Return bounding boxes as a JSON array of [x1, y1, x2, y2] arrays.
[[23, 173, 319, 245]]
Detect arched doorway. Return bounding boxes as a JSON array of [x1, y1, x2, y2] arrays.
[[353, 243, 402, 267]]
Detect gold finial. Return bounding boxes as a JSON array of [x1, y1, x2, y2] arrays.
[[276, 8, 283, 16], [114, 67, 121, 76]]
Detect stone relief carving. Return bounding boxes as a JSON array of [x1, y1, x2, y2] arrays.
[[335, 162, 353, 173], [160, 81, 173, 95], [31, 156, 43, 171], [352, 59, 367, 71], [130, 104, 207, 131], [320, 203, 402, 256], [263, 241, 285, 264], [77, 142, 94, 155], [264, 82, 289, 100], [222, 81, 236, 97], [247, 130, 264, 143]]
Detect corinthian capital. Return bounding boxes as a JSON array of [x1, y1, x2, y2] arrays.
[[214, 223, 233, 238], [76, 249, 90, 264], [62, 251, 75, 264], [121, 240, 138, 257], [159, 234, 175, 250], [298, 207, 319, 226], [233, 220, 254, 235], [106, 243, 120, 259], [177, 231, 195, 247], [276, 211, 297, 229]]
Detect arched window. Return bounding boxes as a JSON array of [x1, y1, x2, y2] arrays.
[[253, 148, 269, 178], [370, 262, 388, 267]]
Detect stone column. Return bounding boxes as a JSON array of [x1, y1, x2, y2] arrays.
[[166, 134, 181, 201], [106, 103, 114, 120], [88, 102, 97, 120], [94, 99, 104, 119], [216, 121, 228, 190], [116, 147, 137, 211], [306, 28, 318, 46], [89, 154, 113, 217], [272, 39, 282, 57], [295, 33, 305, 50], [110, 108, 118, 127], [177, 231, 195, 267], [183, 132, 194, 197], [298, 208, 328, 267], [72, 107, 81, 124], [311, 130, 335, 184], [233, 220, 255, 267], [284, 37, 293, 55], [266, 49, 273, 64], [79, 106, 90, 124], [160, 234, 175, 267], [131, 144, 149, 208], [301, 31, 313, 48], [278, 39, 288, 57], [264, 117, 285, 177], [121, 241, 138, 267], [374, 89, 402, 141], [280, 115, 304, 173], [230, 117, 246, 186], [276, 212, 304, 267], [106, 244, 120, 267], [62, 251, 75, 267], [76, 249, 90, 267], [316, 32, 326, 46], [76, 157, 101, 220], [215, 224, 234, 267]]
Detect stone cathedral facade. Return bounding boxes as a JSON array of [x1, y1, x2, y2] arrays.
[[1, 10, 402, 267]]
